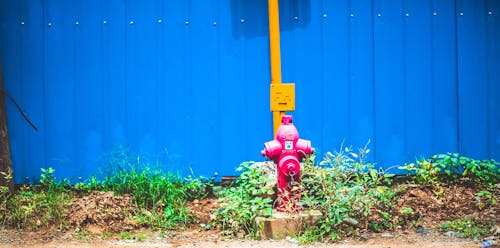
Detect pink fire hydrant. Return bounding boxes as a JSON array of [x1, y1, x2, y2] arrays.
[[261, 115, 314, 212]]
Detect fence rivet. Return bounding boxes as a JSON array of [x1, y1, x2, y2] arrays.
[[240, 18, 245, 23], [405, 13, 410, 17], [21, 21, 25, 25], [129, 20, 134, 25], [185, 21, 189, 25], [350, 13, 354, 17], [103, 20, 107, 24], [294, 16, 298, 20], [75, 21, 79, 25], [323, 13, 328, 18], [488, 11, 493, 15], [460, 12, 464, 16], [433, 12, 437, 16], [157, 19, 162, 24], [213, 21, 217, 26], [377, 13, 382, 17], [48, 22, 52, 27]]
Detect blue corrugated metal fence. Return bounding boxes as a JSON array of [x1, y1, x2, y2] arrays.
[[0, 0, 498, 183]]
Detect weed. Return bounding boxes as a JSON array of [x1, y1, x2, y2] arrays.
[[441, 218, 496, 239], [1, 149, 212, 232], [0, 167, 13, 229], [136, 232, 148, 241], [298, 142, 396, 241], [399, 153, 499, 188], [213, 142, 397, 241], [397, 206, 420, 228], [475, 190, 497, 210], [102, 231, 112, 239], [119, 231, 133, 240], [101, 166, 207, 228], [213, 161, 274, 237], [1, 168, 71, 230], [94, 150, 212, 230], [76, 228, 89, 240]]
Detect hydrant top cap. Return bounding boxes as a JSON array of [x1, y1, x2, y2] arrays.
[[281, 115, 293, 125]]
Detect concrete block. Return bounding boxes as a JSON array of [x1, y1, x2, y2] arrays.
[[255, 209, 322, 239]]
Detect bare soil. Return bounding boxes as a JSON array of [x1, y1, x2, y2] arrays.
[[68, 191, 139, 233], [0, 184, 498, 247]]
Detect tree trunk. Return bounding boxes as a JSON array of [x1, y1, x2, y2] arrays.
[[0, 64, 13, 191]]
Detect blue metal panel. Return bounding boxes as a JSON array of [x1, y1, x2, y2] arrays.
[[487, 0, 500, 159], [373, 0, 406, 166], [218, 0, 250, 175], [431, 0, 459, 155], [190, 0, 220, 176], [74, 0, 104, 180], [457, 0, 489, 158], [404, 0, 433, 160], [322, 0, 350, 152], [348, 0, 375, 151], [161, 0, 189, 172], [126, 0, 159, 157], [0, 0, 498, 182], [18, 0, 45, 182], [43, 0, 78, 182], [102, 0, 127, 150]]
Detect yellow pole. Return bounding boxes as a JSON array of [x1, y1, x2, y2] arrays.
[[268, 0, 285, 136]]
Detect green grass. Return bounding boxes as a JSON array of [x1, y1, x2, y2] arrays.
[[0, 149, 212, 232]]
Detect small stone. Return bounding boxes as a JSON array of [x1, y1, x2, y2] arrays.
[[445, 231, 463, 237], [381, 233, 394, 238], [256, 210, 322, 239], [343, 218, 359, 227], [286, 236, 300, 244], [416, 226, 428, 234], [193, 199, 199, 204]]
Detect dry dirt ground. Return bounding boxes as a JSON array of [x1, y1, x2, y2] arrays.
[[0, 184, 498, 247], [0, 230, 490, 248]]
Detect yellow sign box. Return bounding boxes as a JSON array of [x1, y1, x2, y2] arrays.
[[270, 83, 295, 112]]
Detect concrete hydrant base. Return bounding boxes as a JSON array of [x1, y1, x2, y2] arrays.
[[255, 209, 322, 239]]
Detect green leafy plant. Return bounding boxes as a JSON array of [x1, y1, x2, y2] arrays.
[[1, 168, 71, 230], [399, 153, 499, 188], [1, 149, 213, 232], [97, 154, 211, 229], [119, 231, 133, 240], [135, 232, 149, 241], [213, 161, 274, 237], [397, 207, 420, 228], [298, 142, 397, 242], [441, 218, 496, 239], [475, 190, 497, 210]]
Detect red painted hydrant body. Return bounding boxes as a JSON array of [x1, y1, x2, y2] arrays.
[[261, 115, 314, 212]]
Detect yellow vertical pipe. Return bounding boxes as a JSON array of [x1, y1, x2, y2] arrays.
[[268, 0, 285, 136]]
